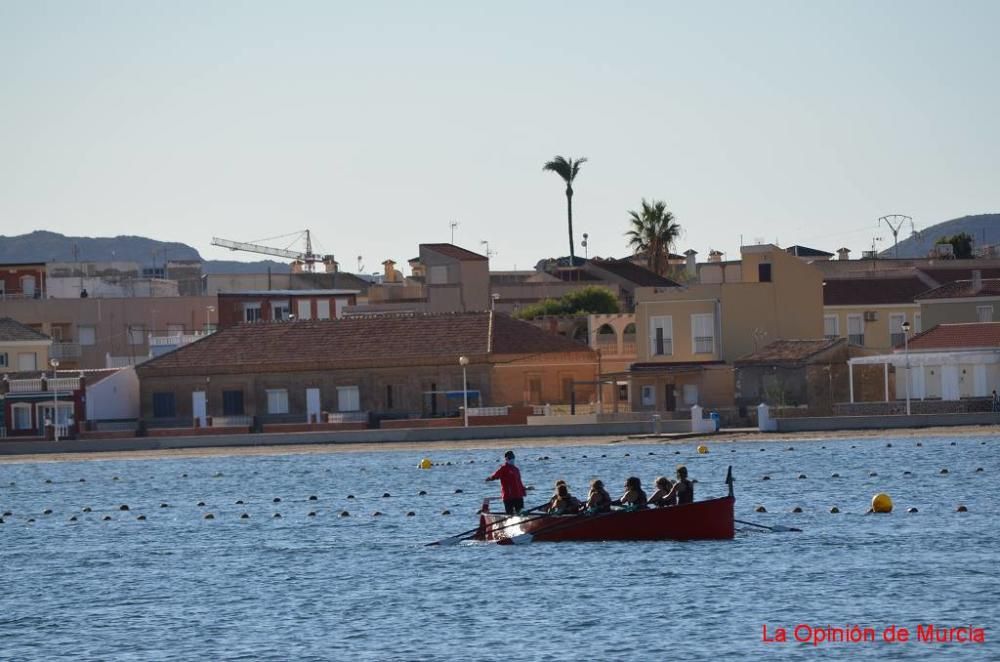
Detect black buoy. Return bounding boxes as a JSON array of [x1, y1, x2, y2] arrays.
[[418, 490, 427, 496], [102, 516, 111, 521], [441, 510, 451, 515], [45, 479, 52, 484], [197, 501, 206, 507], [273, 513, 282, 518], [241, 513, 249, 519], [137, 515, 146, 521], [2, 510, 10, 516], [347, 495, 355, 500], [339, 511, 350, 517], [27, 518, 35, 523], [406, 511, 415, 517], [160, 503, 169, 508], [786, 447, 794, 451], [204, 513, 214, 520], [624, 453, 630, 457], [214, 472, 223, 477], [886, 442, 892, 447], [940, 468, 949, 474], [798, 474, 807, 479], [762, 475, 770, 481], [956, 505, 968, 512], [792, 506, 803, 513], [68, 516, 77, 522], [82, 507, 92, 513], [112, 476, 119, 481], [308, 495, 318, 501], [79, 478, 86, 482], [382, 493, 391, 498], [950, 441, 956, 446], [830, 507, 840, 513], [976, 467, 984, 473], [372, 511, 381, 517], [755, 505, 767, 513], [903, 471, 912, 476], [273, 497, 282, 503], [307, 511, 316, 517], [869, 472, 878, 477], [43, 509, 53, 515], [181, 473, 188, 478], [119, 504, 129, 511], [454, 489, 463, 494], [831, 473, 840, 478], [601, 454, 607, 458], [907, 507, 918, 513]]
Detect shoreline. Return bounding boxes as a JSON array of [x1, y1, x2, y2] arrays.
[[0, 424, 996, 464]]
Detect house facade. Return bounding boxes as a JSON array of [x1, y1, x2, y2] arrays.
[[0, 317, 52, 373], [0, 262, 47, 300], [822, 277, 925, 351], [216, 289, 360, 328], [916, 274, 1000, 329], [135, 312, 598, 427]]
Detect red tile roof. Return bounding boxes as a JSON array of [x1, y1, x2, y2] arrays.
[[137, 313, 593, 375], [914, 279, 1000, 300], [734, 338, 844, 365], [587, 259, 680, 287], [823, 278, 930, 306], [907, 323, 1000, 350], [420, 244, 488, 261]]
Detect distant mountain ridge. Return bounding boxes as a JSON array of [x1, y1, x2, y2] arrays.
[[878, 213, 1000, 258], [0, 230, 291, 274]]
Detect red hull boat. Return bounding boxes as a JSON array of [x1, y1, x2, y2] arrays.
[[474, 468, 736, 543]]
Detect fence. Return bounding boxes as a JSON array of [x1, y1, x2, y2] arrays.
[[467, 406, 509, 417], [326, 412, 369, 424], [211, 415, 253, 427]]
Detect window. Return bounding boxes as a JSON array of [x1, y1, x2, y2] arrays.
[[528, 377, 542, 404], [50, 326, 63, 341], [316, 300, 331, 320], [889, 313, 906, 347], [649, 315, 673, 356], [17, 352, 37, 371], [847, 314, 864, 346], [272, 301, 290, 321], [914, 313, 922, 333], [428, 265, 448, 284], [337, 386, 360, 412], [977, 305, 994, 323], [641, 385, 655, 406], [691, 313, 715, 354], [152, 393, 176, 418], [222, 390, 244, 416], [266, 389, 289, 414], [12, 404, 32, 430], [823, 315, 839, 339], [386, 384, 394, 409], [0, 352, 6, 367], [78, 325, 96, 346], [20, 274, 36, 297], [758, 263, 772, 283], [297, 300, 312, 320], [682, 384, 699, 406], [128, 325, 146, 345], [244, 303, 262, 323]]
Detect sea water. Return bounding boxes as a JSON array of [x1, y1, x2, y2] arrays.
[[0, 434, 997, 661]]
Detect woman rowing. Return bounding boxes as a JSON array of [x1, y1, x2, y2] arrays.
[[548, 483, 582, 515], [648, 476, 675, 507], [585, 479, 612, 513], [612, 476, 647, 510], [662, 465, 694, 505]]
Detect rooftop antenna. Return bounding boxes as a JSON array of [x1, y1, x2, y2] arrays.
[[357, 256, 364, 273], [878, 214, 914, 258], [480, 240, 496, 259], [450, 221, 459, 244]]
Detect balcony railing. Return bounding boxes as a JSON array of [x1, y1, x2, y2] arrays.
[[694, 337, 715, 354], [8, 379, 43, 393], [48, 377, 82, 391], [149, 331, 212, 347], [50, 342, 82, 360], [468, 406, 509, 417]]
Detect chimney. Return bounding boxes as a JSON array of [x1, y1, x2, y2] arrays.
[[684, 249, 698, 276], [972, 269, 982, 293], [708, 250, 723, 263], [837, 247, 851, 261], [323, 256, 338, 273]]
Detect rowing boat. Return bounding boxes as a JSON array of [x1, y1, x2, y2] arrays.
[[474, 467, 735, 543]]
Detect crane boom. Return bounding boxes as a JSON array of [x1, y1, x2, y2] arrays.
[[211, 237, 303, 260]]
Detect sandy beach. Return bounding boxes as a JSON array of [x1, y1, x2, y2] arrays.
[[0, 424, 996, 464]]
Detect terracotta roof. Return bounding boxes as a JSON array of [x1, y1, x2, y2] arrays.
[[137, 313, 593, 375], [588, 259, 680, 287], [914, 279, 1000, 300], [823, 278, 930, 305], [420, 244, 488, 261], [735, 338, 845, 365], [553, 269, 602, 282], [0, 317, 50, 342], [907, 323, 1000, 350], [919, 268, 1000, 285]]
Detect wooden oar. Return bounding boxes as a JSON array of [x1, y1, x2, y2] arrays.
[[508, 508, 620, 545], [735, 518, 801, 533], [427, 503, 549, 546]]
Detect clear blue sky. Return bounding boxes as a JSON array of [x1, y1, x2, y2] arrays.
[[2, 1, 997, 271]]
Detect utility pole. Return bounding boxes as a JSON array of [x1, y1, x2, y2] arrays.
[[878, 215, 914, 258], [450, 221, 459, 244]]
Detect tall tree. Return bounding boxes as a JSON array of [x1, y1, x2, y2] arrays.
[[937, 232, 974, 259], [543, 156, 588, 265], [625, 199, 681, 276]]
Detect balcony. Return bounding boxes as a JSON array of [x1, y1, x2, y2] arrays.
[[50, 342, 82, 360], [7, 378, 43, 393]]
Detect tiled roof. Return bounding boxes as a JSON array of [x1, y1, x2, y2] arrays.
[[137, 313, 593, 374], [914, 279, 1000, 300], [420, 244, 488, 261], [735, 338, 844, 365], [823, 278, 930, 306], [553, 269, 602, 282], [0, 317, 50, 342], [588, 259, 680, 287], [907, 323, 1000, 350], [919, 268, 1000, 285], [786, 245, 834, 257]]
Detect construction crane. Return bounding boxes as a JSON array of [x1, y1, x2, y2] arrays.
[[211, 230, 336, 273]]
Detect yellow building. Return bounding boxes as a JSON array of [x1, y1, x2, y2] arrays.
[[0, 317, 52, 372], [629, 245, 823, 411], [822, 277, 925, 351]]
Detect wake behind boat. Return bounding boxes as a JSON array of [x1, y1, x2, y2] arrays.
[[473, 467, 736, 543]]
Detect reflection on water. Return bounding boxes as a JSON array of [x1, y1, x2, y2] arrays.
[[1, 435, 997, 660]]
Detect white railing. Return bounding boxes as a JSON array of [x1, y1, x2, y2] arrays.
[[327, 411, 368, 423], [51, 342, 82, 360], [55, 423, 69, 439], [212, 415, 252, 427], [468, 406, 509, 417], [49, 377, 82, 391], [149, 332, 211, 347], [8, 379, 43, 393]]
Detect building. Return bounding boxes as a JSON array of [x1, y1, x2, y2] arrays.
[[0, 317, 52, 372], [135, 312, 598, 426], [203, 270, 370, 297], [45, 261, 180, 298], [360, 244, 490, 314], [916, 273, 1000, 329], [0, 262, 47, 300], [626, 244, 824, 412], [822, 276, 926, 350], [216, 290, 360, 328], [733, 338, 853, 412]]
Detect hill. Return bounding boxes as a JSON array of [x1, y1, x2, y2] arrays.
[[0, 230, 291, 273], [879, 213, 1000, 258]]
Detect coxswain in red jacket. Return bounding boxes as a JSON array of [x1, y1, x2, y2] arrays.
[[486, 450, 527, 514]]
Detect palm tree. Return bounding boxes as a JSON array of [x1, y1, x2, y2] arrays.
[[625, 199, 681, 276], [543, 156, 588, 265]]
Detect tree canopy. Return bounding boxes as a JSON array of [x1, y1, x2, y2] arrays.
[[513, 286, 619, 319], [625, 199, 681, 276], [937, 232, 974, 259]]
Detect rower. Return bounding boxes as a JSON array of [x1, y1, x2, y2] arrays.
[[648, 476, 675, 507], [613, 476, 648, 510], [664, 465, 694, 505], [548, 483, 582, 515], [585, 479, 612, 513]]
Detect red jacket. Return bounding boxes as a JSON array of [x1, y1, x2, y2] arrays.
[[489, 462, 526, 500]]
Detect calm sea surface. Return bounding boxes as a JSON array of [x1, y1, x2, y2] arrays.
[[1, 434, 997, 661]]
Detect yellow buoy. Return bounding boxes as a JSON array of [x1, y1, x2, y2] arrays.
[[697, 445, 709, 454], [418, 458, 432, 470], [871, 493, 893, 513]]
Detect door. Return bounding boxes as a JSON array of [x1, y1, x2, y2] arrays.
[[941, 366, 960, 401], [665, 383, 676, 411], [306, 388, 321, 423], [973, 365, 988, 397], [192, 391, 207, 426]]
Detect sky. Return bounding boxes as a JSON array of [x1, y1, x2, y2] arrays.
[[1, 1, 998, 272]]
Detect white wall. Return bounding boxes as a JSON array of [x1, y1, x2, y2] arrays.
[[86, 367, 140, 420]]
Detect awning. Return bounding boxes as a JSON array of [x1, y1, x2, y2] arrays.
[[849, 350, 1000, 368]]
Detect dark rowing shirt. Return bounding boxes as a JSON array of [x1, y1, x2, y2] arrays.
[[676, 479, 694, 505]]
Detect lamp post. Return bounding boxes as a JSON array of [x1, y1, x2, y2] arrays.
[[901, 320, 911, 416], [206, 305, 215, 333], [459, 356, 469, 427], [49, 358, 60, 441]]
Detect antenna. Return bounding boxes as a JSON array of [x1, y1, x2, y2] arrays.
[[450, 221, 459, 244], [357, 256, 364, 273], [878, 214, 914, 258], [480, 240, 496, 259]]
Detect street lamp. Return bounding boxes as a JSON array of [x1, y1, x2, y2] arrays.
[[459, 356, 470, 427], [49, 358, 60, 441], [206, 306, 215, 333], [901, 320, 911, 416]]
